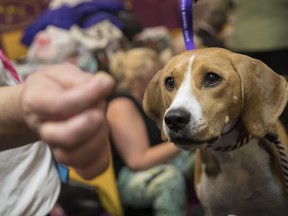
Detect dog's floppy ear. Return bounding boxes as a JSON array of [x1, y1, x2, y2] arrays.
[[232, 54, 288, 138], [143, 70, 168, 140]]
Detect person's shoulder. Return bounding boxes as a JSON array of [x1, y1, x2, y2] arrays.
[[108, 91, 138, 108], [107, 91, 143, 116], [108, 96, 137, 112], [107, 96, 142, 125], [108, 91, 133, 101]]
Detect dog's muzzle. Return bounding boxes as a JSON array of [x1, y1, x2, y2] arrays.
[[164, 108, 218, 148], [164, 108, 191, 132], [164, 108, 195, 146]]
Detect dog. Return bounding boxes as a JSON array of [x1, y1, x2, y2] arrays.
[[143, 48, 288, 216]]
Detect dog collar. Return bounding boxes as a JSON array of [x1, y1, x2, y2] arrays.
[[209, 131, 288, 192], [209, 119, 251, 151], [208, 133, 252, 152]]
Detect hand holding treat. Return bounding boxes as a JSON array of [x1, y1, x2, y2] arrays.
[[20, 64, 115, 179]]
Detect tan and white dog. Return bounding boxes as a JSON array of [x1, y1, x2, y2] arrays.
[[143, 48, 288, 216]]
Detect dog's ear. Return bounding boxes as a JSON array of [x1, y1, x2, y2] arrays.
[[232, 54, 288, 138], [143, 70, 168, 140]]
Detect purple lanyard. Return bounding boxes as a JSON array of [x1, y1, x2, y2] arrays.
[[179, 0, 195, 50]]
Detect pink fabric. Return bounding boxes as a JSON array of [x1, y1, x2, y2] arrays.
[[0, 50, 21, 83]]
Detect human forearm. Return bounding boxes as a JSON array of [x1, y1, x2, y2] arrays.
[[0, 84, 38, 150], [108, 99, 183, 170], [127, 141, 181, 170]]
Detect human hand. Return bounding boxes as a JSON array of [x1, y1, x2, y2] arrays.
[[20, 64, 115, 179]]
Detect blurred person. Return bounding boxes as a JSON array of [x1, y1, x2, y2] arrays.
[[218, 0, 288, 76], [195, 8, 227, 48], [107, 47, 196, 216], [0, 49, 115, 215]]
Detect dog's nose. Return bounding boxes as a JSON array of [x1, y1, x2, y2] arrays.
[[164, 109, 190, 131]]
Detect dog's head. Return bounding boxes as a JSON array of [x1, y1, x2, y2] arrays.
[[143, 48, 288, 149]]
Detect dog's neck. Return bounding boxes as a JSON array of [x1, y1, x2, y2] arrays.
[[221, 118, 241, 135], [208, 118, 252, 152], [197, 133, 288, 216]]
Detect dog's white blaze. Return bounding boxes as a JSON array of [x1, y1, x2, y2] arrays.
[[166, 55, 203, 123]]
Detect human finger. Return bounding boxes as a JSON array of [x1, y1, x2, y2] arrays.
[[39, 105, 106, 149], [21, 70, 114, 126], [43, 72, 115, 117]]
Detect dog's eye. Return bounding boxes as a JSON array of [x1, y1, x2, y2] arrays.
[[164, 76, 175, 90], [204, 72, 221, 87]]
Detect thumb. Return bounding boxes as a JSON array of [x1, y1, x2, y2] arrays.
[[92, 71, 116, 100]]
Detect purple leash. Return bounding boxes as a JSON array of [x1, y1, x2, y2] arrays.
[[265, 132, 288, 192], [179, 0, 195, 50]]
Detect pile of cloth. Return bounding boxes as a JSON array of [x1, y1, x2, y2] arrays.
[[16, 0, 143, 78]]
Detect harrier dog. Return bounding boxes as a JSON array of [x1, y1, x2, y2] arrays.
[[143, 48, 288, 216]]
